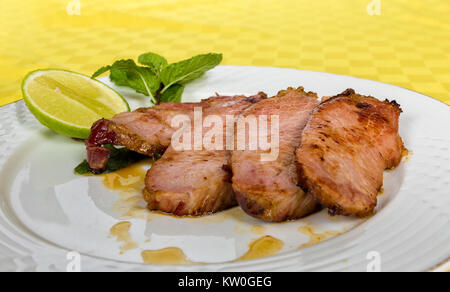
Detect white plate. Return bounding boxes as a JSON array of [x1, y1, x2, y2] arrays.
[[0, 66, 449, 272]]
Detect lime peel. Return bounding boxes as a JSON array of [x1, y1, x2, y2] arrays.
[[22, 69, 130, 139]]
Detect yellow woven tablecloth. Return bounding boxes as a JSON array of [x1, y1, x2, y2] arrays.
[[1, 0, 449, 106]]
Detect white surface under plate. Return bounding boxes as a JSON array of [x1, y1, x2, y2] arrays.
[[0, 66, 449, 272]]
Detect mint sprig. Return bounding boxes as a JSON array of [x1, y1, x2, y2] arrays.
[[92, 52, 222, 105], [92, 59, 160, 104]]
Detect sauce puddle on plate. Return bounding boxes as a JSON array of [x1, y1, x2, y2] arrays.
[[250, 225, 268, 235], [298, 226, 341, 249], [141, 248, 197, 265], [102, 162, 284, 263], [236, 236, 284, 261], [110, 221, 138, 254], [101, 163, 251, 223], [101, 161, 152, 219], [141, 236, 284, 265], [102, 161, 148, 193]]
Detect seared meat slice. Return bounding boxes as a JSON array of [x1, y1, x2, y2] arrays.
[[143, 148, 236, 216], [296, 89, 404, 217], [231, 87, 320, 222], [86, 95, 257, 171], [144, 93, 267, 216]]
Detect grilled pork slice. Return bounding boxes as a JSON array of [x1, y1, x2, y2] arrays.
[[296, 89, 404, 217], [86, 95, 261, 171], [231, 87, 320, 222], [144, 93, 267, 216], [86, 107, 183, 171]]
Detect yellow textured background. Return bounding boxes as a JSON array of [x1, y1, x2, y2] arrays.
[[1, 0, 449, 106]]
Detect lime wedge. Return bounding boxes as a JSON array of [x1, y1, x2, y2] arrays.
[[22, 69, 129, 139]]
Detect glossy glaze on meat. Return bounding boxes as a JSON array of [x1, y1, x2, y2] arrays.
[[296, 89, 404, 216], [86, 95, 263, 171], [144, 93, 267, 216], [231, 87, 320, 222]]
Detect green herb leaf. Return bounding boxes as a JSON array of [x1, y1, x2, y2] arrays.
[[74, 160, 92, 175], [92, 65, 112, 78], [93, 52, 222, 105], [74, 145, 149, 175], [138, 52, 168, 75], [160, 84, 185, 103], [92, 59, 160, 104], [105, 147, 146, 173], [160, 53, 222, 93]]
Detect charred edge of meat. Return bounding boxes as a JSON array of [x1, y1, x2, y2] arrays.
[[246, 92, 268, 103], [296, 164, 310, 194], [143, 188, 235, 217], [321, 89, 402, 112], [236, 190, 318, 222], [235, 191, 265, 218], [321, 88, 355, 102], [276, 86, 318, 99], [173, 202, 186, 216], [384, 99, 402, 112], [230, 93, 269, 122], [328, 206, 344, 217], [337, 88, 356, 97], [356, 103, 372, 109], [221, 164, 233, 183]]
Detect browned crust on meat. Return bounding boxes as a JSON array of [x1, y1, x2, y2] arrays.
[[322, 88, 402, 113], [276, 86, 318, 99], [103, 119, 167, 156], [143, 185, 237, 217], [234, 188, 318, 222], [86, 94, 269, 171], [144, 149, 239, 217], [296, 89, 405, 217], [231, 87, 320, 222], [143, 93, 267, 216]]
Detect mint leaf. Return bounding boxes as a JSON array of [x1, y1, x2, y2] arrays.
[[92, 59, 160, 104], [92, 65, 112, 78], [74, 145, 149, 175], [110, 62, 158, 95], [104, 145, 147, 173], [160, 84, 184, 103], [138, 52, 168, 75], [74, 160, 92, 175], [160, 53, 222, 93]]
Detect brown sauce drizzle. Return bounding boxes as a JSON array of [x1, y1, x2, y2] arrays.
[[109, 221, 138, 254], [141, 248, 196, 265], [298, 226, 341, 249], [141, 235, 284, 265], [102, 161, 148, 193], [236, 236, 284, 261]]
